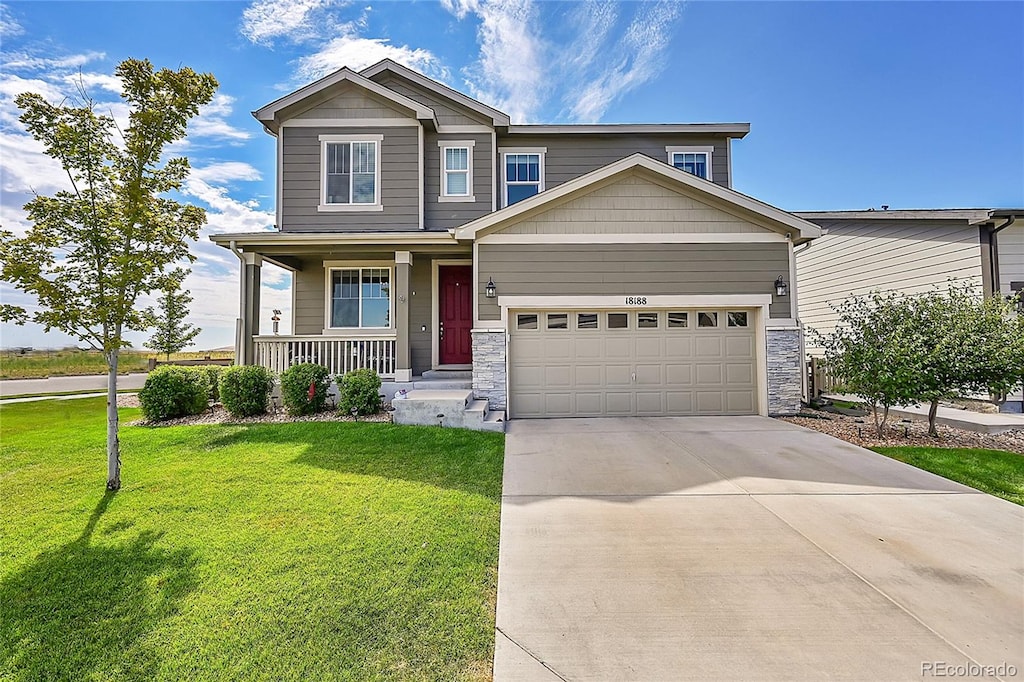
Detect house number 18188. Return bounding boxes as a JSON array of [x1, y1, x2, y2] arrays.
[[625, 296, 648, 305]]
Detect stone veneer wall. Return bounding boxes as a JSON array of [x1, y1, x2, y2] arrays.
[[471, 330, 507, 410], [766, 328, 802, 415]]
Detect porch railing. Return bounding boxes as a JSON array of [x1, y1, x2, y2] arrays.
[[253, 335, 396, 377]]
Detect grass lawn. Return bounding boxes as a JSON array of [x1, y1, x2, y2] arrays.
[[871, 446, 1024, 505], [0, 398, 504, 681], [0, 349, 233, 379]]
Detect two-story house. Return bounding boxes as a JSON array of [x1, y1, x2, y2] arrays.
[[210, 59, 822, 423]]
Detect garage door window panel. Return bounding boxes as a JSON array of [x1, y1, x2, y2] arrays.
[[698, 312, 719, 328], [517, 313, 538, 330], [668, 312, 689, 328], [547, 313, 568, 330], [607, 313, 629, 329], [638, 312, 659, 329], [577, 313, 598, 330], [727, 311, 749, 327]]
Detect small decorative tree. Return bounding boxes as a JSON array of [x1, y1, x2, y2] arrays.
[[147, 279, 201, 360]]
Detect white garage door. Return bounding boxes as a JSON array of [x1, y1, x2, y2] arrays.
[[509, 309, 758, 418]]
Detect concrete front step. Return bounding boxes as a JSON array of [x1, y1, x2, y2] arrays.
[[421, 369, 472, 380], [392, 388, 505, 432], [413, 379, 472, 390]]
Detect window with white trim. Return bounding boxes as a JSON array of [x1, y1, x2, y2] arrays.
[[502, 149, 545, 206], [666, 146, 713, 180], [328, 267, 391, 328], [439, 140, 475, 201], [319, 135, 382, 210]]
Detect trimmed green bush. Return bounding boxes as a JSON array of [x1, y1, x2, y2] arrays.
[[199, 365, 224, 402], [337, 368, 382, 416], [280, 363, 332, 416], [139, 366, 209, 421], [219, 365, 275, 417]]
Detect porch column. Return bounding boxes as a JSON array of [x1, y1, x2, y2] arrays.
[[237, 252, 262, 365], [394, 251, 412, 382]]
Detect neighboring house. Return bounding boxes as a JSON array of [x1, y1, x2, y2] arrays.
[[794, 208, 1023, 410], [211, 59, 821, 421]]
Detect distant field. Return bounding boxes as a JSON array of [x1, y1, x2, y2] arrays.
[[0, 350, 234, 380]]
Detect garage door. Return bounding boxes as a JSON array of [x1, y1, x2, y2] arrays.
[[509, 309, 758, 418]]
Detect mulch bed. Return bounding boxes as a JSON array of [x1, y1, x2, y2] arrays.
[[779, 410, 1024, 454], [118, 393, 393, 427]]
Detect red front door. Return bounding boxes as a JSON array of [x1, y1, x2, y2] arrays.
[[439, 265, 473, 365]]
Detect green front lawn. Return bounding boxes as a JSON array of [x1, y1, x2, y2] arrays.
[[0, 399, 504, 681], [871, 446, 1024, 505]]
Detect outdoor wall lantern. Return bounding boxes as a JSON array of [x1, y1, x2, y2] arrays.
[[774, 276, 789, 298], [485, 277, 497, 299]]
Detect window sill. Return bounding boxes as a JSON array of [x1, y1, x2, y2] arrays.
[[437, 195, 476, 203], [318, 204, 384, 213]]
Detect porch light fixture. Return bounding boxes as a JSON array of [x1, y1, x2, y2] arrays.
[[485, 277, 497, 299], [271, 309, 282, 335], [774, 276, 789, 298]]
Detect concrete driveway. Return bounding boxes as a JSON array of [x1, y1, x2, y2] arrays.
[[494, 417, 1023, 681]]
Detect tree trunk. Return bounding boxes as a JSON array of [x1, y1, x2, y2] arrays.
[[927, 398, 940, 437], [871, 402, 883, 438], [106, 350, 121, 491]]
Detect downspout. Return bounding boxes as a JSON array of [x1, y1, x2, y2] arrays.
[[229, 240, 247, 365], [988, 215, 1016, 297]]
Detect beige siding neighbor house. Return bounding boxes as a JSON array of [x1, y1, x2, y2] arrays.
[[210, 59, 824, 428]]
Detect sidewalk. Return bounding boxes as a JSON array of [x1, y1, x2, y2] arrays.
[[0, 373, 148, 398], [822, 394, 1024, 435]]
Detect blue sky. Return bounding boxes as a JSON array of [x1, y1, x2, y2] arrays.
[[1, 0, 1022, 350]]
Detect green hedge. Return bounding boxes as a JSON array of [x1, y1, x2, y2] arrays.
[[337, 368, 383, 416], [199, 365, 224, 402], [280, 363, 332, 416], [219, 365, 275, 417], [139, 366, 210, 421]]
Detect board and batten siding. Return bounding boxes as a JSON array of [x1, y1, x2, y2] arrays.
[[280, 126, 420, 231], [498, 176, 767, 235], [371, 73, 492, 127], [796, 219, 984, 351], [497, 134, 731, 189], [998, 223, 1024, 295], [292, 87, 411, 120], [477, 243, 791, 320], [424, 132, 493, 230]]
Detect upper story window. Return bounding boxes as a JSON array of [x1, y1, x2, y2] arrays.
[[319, 134, 383, 212], [501, 148, 546, 207], [328, 266, 391, 328], [439, 140, 475, 203], [666, 146, 713, 181]]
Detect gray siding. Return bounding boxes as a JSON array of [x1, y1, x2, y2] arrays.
[[373, 73, 492, 127], [293, 261, 325, 335], [293, 86, 411, 120], [796, 219, 984, 351], [409, 257, 432, 374], [998, 223, 1024, 295], [424, 132, 494, 230], [497, 133, 731, 191], [281, 126, 420, 231], [478, 243, 791, 320], [498, 175, 768, 234]]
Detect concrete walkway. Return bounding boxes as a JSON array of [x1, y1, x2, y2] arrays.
[[824, 393, 1024, 435], [0, 373, 148, 398], [495, 417, 1023, 681]]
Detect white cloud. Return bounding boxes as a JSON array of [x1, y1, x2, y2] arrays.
[[1, 50, 105, 72], [183, 177, 274, 234], [190, 161, 262, 185], [241, 0, 340, 46], [188, 93, 251, 141], [64, 71, 123, 95], [0, 4, 24, 39], [295, 30, 447, 81]]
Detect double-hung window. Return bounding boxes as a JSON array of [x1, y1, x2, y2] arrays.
[[319, 134, 382, 211], [328, 267, 391, 328], [666, 146, 713, 181], [439, 140, 475, 202], [501, 148, 545, 206]]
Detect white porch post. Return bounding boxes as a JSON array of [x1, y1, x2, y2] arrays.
[[394, 251, 412, 382], [237, 252, 262, 365]]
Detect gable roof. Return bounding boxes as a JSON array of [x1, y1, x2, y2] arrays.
[[794, 209, 1004, 225], [455, 154, 822, 243], [253, 67, 437, 134], [360, 59, 511, 127]]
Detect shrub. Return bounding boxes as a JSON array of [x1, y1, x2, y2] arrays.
[[219, 365, 275, 417], [280, 363, 332, 415], [199, 365, 224, 402], [139, 366, 209, 421], [337, 368, 382, 416]]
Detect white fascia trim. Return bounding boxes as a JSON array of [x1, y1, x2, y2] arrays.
[[359, 59, 511, 126], [726, 138, 733, 189], [210, 232, 457, 247], [507, 123, 750, 136], [498, 146, 547, 154], [438, 139, 476, 202], [281, 118, 420, 128], [477, 233, 787, 245], [418, 126, 424, 229], [666, 145, 714, 182], [455, 153, 823, 241], [255, 67, 436, 123], [497, 294, 773, 309], [275, 132, 283, 228]]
